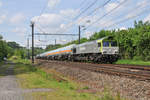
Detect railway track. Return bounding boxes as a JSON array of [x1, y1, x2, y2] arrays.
[[38, 60, 150, 81]]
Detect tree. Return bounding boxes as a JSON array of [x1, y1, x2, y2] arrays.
[[0, 39, 9, 61], [7, 42, 21, 49]]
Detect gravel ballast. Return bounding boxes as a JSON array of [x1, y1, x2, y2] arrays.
[[37, 60, 150, 100]]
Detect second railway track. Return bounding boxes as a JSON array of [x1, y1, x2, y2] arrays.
[[38, 60, 150, 81]]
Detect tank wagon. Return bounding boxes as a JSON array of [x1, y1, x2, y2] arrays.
[[36, 36, 119, 63]]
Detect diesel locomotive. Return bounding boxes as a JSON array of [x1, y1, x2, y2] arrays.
[[36, 36, 119, 63]]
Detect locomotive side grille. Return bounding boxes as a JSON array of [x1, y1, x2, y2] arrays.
[[102, 47, 119, 54]]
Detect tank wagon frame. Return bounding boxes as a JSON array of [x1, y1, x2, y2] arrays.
[[36, 36, 119, 63]]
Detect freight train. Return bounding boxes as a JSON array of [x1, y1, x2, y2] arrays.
[[36, 36, 119, 63]]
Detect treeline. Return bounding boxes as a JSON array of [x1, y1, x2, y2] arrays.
[[7, 41, 44, 60], [1, 20, 149, 61], [0, 35, 10, 61], [0, 36, 37, 61], [0, 34, 45, 61], [89, 21, 150, 61], [46, 21, 150, 61], [0, 37, 27, 61]]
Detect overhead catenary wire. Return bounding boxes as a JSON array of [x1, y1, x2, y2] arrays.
[[56, 0, 112, 34], [55, 0, 100, 34], [103, 7, 150, 29], [86, 0, 111, 16], [34, 0, 87, 33], [34, 0, 150, 47], [85, 0, 128, 30], [34, 0, 50, 33], [35, 0, 49, 24], [28, 0, 48, 46], [35, 0, 92, 34], [73, 0, 98, 20], [34, 0, 100, 44], [93, 2, 150, 30], [74, 0, 112, 27], [78, 0, 89, 9]]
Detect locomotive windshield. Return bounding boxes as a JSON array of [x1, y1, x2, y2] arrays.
[[111, 41, 117, 46], [103, 41, 109, 47]]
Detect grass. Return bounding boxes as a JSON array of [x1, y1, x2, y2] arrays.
[[116, 59, 150, 66], [0, 61, 10, 76], [0, 61, 4, 66], [14, 61, 99, 100], [12, 58, 126, 100], [9, 56, 31, 64]]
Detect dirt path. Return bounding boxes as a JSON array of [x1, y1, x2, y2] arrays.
[[0, 62, 54, 100], [0, 63, 25, 100]]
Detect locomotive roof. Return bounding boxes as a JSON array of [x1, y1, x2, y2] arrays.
[[38, 44, 76, 56], [77, 36, 108, 47], [96, 36, 108, 41], [37, 36, 113, 57]]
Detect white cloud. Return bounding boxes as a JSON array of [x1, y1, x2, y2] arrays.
[[10, 13, 25, 24], [98, 19, 114, 29], [105, 3, 118, 12], [34, 39, 42, 45], [56, 39, 67, 44], [113, 27, 127, 32], [31, 9, 79, 33], [60, 24, 65, 28], [48, 0, 60, 9], [136, 0, 149, 8], [0, 14, 6, 24], [119, 27, 127, 30], [0, 1, 2, 7], [32, 13, 63, 27], [77, 15, 114, 30], [32, 13, 64, 32], [76, 15, 100, 28], [84, 31, 94, 39], [125, 0, 150, 19], [104, 0, 133, 18], [144, 14, 150, 22], [60, 9, 79, 19], [12, 27, 27, 36]]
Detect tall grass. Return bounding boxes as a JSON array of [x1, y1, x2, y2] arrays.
[[116, 59, 150, 66]]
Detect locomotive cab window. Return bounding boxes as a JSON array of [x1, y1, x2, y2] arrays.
[[111, 41, 117, 46], [103, 41, 109, 47], [98, 43, 101, 47]]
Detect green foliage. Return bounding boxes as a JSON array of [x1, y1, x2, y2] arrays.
[[46, 44, 62, 51], [82, 86, 89, 90], [14, 49, 27, 59], [13, 60, 99, 100], [7, 41, 28, 59], [89, 30, 113, 41], [34, 47, 44, 56], [116, 59, 150, 66], [0, 35, 30, 60], [115, 21, 150, 60], [0, 36, 9, 61], [0, 35, 2, 40], [43, 20, 150, 61], [87, 20, 150, 61], [7, 41, 21, 49]]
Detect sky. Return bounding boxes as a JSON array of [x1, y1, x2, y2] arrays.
[[0, 0, 150, 48]]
